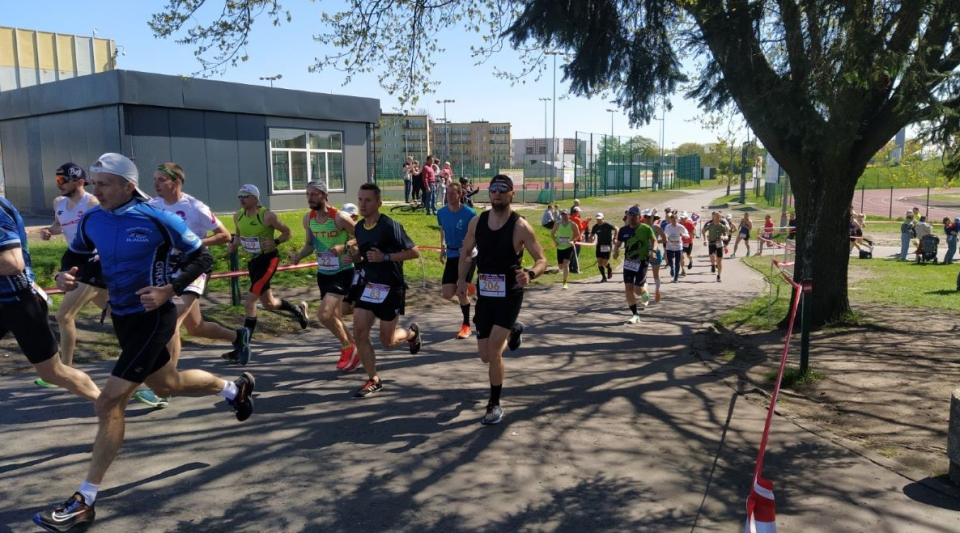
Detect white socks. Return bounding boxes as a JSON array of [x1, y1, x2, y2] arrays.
[[78, 481, 99, 506], [219, 380, 238, 401]]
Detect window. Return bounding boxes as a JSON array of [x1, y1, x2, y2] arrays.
[[270, 128, 345, 193]]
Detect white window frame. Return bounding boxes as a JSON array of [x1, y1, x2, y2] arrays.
[[268, 128, 346, 194]]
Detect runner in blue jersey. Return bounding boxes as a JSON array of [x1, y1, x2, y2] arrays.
[[437, 181, 478, 339], [0, 196, 101, 401], [34, 154, 256, 533]]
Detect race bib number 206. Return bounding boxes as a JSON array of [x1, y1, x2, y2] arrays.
[[478, 273, 506, 297]]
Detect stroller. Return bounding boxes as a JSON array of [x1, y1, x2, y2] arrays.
[[918, 234, 940, 264]]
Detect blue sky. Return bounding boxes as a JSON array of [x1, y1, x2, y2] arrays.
[[4, 1, 736, 148]]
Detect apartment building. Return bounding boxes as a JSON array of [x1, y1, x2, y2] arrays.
[[374, 113, 433, 167], [512, 137, 588, 167]]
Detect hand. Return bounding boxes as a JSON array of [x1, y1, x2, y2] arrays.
[[613, 251, 619, 260], [288, 250, 300, 265], [136, 285, 174, 311], [366, 246, 385, 263], [56, 267, 80, 292], [40, 228, 53, 241], [439, 251, 446, 264], [456, 279, 467, 297], [515, 267, 531, 288]]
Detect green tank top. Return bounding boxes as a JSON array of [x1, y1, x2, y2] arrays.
[[236, 207, 275, 255], [309, 207, 352, 274], [555, 222, 574, 250]]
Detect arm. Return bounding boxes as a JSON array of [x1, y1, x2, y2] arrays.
[[265, 210, 292, 247], [516, 218, 547, 287], [366, 245, 420, 263], [439, 226, 447, 264], [572, 223, 582, 243], [41, 199, 62, 240], [289, 213, 316, 264], [331, 211, 357, 256], [0, 247, 25, 276], [203, 219, 232, 247], [456, 217, 479, 296], [227, 212, 241, 253]]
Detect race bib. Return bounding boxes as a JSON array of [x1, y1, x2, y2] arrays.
[[360, 282, 390, 304], [599, 245, 611, 253], [623, 259, 640, 272], [240, 236, 261, 254], [316, 252, 340, 272], [478, 273, 506, 297], [557, 236, 571, 245]]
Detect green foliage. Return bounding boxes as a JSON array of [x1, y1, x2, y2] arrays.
[[766, 367, 825, 390], [857, 159, 945, 189]]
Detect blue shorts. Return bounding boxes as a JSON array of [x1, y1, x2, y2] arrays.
[[649, 249, 663, 266]]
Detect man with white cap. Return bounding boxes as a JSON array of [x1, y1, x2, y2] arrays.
[[35, 153, 255, 533], [551, 209, 579, 289], [588, 212, 617, 282], [288, 180, 359, 372], [613, 206, 656, 324], [226, 183, 308, 362]]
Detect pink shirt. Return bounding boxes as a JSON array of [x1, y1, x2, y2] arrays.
[[421, 164, 436, 186]]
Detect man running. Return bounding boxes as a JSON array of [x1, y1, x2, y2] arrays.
[[731, 213, 753, 258], [1, 195, 101, 400], [34, 153, 254, 533], [551, 209, 579, 289], [680, 212, 696, 273], [289, 181, 359, 372], [132, 162, 250, 409], [36, 162, 109, 388], [589, 213, 617, 282], [349, 182, 422, 398], [437, 181, 477, 339], [613, 206, 656, 324], [645, 211, 666, 302], [663, 213, 689, 283], [227, 184, 308, 355], [457, 174, 546, 425], [703, 211, 730, 282]]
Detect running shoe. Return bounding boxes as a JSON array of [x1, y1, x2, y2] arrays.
[[655, 291, 662, 302], [456, 324, 472, 339], [296, 301, 309, 329], [711, 265, 716, 273], [607, 265, 613, 278], [33, 492, 95, 533], [355, 378, 382, 398], [237, 327, 252, 366], [640, 291, 650, 306], [467, 282, 476, 296], [730, 253, 737, 258], [408, 323, 422, 354], [507, 321, 524, 351], [221, 349, 240, 364], [600, 277, 607, 283], [481, 404, 504, 425], [133, 389, 164, 408], [687, 262, 693, 269], [156, 396, 171, 409], [562, 283, 569, 289], [34, 378, 58, 388], [228, 372, 256, 422], [626, 314, 641, 324], [337, 344, 358, 371], [342, 345, 362, 373], [680, 271, 686, 278], [717, 274, 722, 282]]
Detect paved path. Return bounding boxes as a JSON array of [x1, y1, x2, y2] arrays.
[[2, 188, 958, 532]]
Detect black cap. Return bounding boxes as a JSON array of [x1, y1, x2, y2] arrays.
[[56, 162, 86, 182], [490, 174, 513, 190]]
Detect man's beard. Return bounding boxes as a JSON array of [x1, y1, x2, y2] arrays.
[[491, 198, 510, 213], [309, 200, 323, 211]]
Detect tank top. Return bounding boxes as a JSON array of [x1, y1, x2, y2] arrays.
[[475, 211, 523, 294], [554, 221, 574, 250], [56, 192, 94, 244], [309, 207, 352, 274], [236, 207, 275, 255]]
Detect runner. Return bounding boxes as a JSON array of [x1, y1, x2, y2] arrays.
[[551, 210, 579, 289], [437, 181, 478, 339], [680, 212, 696, 273], [645, 211, 666, 302], [613, 206, 656, 324], [36, 162, 109, 388], [34, 153, 254, 533], [457, 174, 546, 425], [133, 162, 250, 409], [288, 181, 359, 372], [589, 213, 617, 282], [349, 182, 422, 398], [1, 195, 101, 401], [663, 213, 689, 283], [227, 184, 308, 356], [757, 214, 775, 256], [702, 211, 730, 282], [731, 212, 753, 257]]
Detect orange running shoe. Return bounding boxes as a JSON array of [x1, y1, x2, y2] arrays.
[[457, 324, 472, 339], [655, 291, 662, 302], [467, 282, 476, 296], [339, 344, 359, 372]]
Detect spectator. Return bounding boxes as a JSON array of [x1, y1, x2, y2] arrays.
[[541, 203, 557, 230], [402, 156, 414, 203], [440, 162, 454, 206], [943, 216, 958, 264], [899, 211, 914, 260], [411, 160, 424, 202], [914, 215, 932, 259], [787, 212, 797, 239]]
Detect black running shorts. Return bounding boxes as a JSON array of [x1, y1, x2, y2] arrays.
[[441, 256, 475, 285], [110, 301, 177, 384], [0, 289, 58, 365], [248, 250, 280, 296], [316, 269, 354, 299], [353, 281, 405, 322], [682, 243, 693, 255], [556, 247, 574, 264], [344, 269, 363, 305], [474, 290, 523, 340], [708, 244, 724, 258], [622, 260, 649, 286]]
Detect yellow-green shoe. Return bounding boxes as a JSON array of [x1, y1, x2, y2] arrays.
[[34, 378, 58, 388]]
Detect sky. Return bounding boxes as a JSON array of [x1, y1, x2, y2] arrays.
[[3, 1, 735, 149]]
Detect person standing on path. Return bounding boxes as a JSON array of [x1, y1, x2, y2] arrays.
[[289, 181, 360, 372], [457, 174, 546, 425], [349, 182, 423, 398], [703, 211, 730, 282], [438, 182, 478, 339], [589, 213, 617, 282], [34, 153, 255, 533], [551, 210, 579, 289], [227, 184, 308, 357], [36, 162, 109, 389], [613, 206, 656, 324]]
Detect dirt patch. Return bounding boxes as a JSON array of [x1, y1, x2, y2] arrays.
[[696, 303, 959, 478]]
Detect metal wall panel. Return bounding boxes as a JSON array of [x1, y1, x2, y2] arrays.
[[0, 118, 30, 206], [202, 111, 240, 213], [235, 113, 268, 208], [126, 106, 172, 172]]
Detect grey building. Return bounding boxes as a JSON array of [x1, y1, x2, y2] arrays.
[[0, 69, 379, 215]]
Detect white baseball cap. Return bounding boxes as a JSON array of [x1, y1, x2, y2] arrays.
[[239, 184, 261, 199], [90, 153, 149, 200], [596, 212, 604, 219], [341, 203, 359, 217], [680, 212, 688, 219]]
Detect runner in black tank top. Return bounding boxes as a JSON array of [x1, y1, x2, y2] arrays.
[[457, 175, 547, 426]]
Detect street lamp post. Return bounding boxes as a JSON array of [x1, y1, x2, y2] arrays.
[[545, 50, 561, 202], [259, 74, 282, 87], [539, 97, 551, 191], [606, 109, 616, 191], [437, 99, 455, 163]]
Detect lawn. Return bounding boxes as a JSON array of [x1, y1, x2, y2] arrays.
[[856, 159, 945, 190]]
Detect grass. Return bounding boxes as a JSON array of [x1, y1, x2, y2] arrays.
[[710, 192, 783, 210], [765, 366, 825, 389], [856, 159, 945, 190], [716, 255, 794, 330]]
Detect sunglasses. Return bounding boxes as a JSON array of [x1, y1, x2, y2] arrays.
[[238, 194, 252, 199], [489, 184, 510, 193], [55, 176, 70, 185]]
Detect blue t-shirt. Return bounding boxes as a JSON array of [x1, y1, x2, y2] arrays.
[[0, 197, 35, 302], [437, 204, 477, 258], [69, 198, 202, 315]]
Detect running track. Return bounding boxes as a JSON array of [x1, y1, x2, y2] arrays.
[[855, 187, 960, 221]]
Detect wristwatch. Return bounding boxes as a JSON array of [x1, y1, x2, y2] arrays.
[[525, 268, 538, 280], [383, 253, 391, 262]]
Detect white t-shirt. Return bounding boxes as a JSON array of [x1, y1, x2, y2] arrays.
[[149, 193, 220, 238], [56, 192, 94, 244], [662, 224, 689, 252]]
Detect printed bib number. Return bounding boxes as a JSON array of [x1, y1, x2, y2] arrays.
[[557, 236, 571, 245], [623, 259, 641, 272], [240, 236, 261, 254], [316, 252, 340, 272], [360, 283, 390, 304], [478, 273, 506, 297], [599, 245, 611, 252]]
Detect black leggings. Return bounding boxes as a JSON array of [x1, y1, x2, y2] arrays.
[[667, 250, 683, 281]]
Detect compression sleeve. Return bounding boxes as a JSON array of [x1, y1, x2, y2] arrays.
[[170, 245, 213, 296]]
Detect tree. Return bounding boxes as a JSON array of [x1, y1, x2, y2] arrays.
[[151, 0, 960, 327]]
